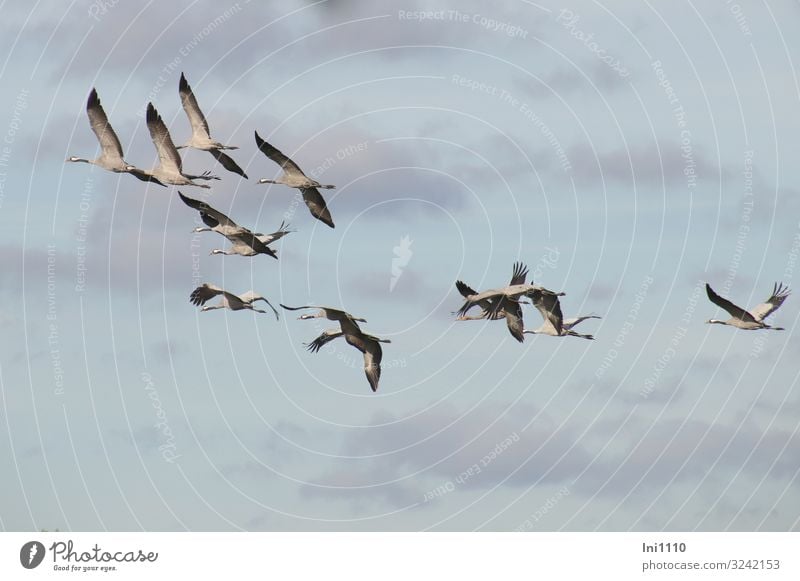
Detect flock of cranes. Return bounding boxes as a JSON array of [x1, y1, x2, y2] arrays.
[[454, 261, 602, 342], [67, 73, 792, 392], [67, 73, 374, 390], [457, 262, 578, 342]]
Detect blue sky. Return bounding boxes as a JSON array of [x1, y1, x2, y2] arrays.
[[1, 0, 799, 531]]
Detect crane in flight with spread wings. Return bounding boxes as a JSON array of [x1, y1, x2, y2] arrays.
[[523, 290, 600, 340], [179, 192, 292, 259], [281, 304, 390, 392], [190, 284, 279, 319], [255, 131, 335, 228], [67, 88, 164, 186], [705, 282, 790, 330], [176, 73, 248, 178]]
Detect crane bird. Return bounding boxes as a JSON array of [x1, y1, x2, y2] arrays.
[[67, 88, 164, 186], [455, 279, 526, 342], [179, 192, 293, 243], [304, 327, 391, 392], [189, 283, 279, 319], [178, 192, 292, 259], [454, 262, 564, 321], [705, 282, 790, 330], [523, 290, 600, 340], [255, 131, 335, 228], [141, 103, 220, 188], [279, 304, 366, 335], [175, 73, 248, 178]]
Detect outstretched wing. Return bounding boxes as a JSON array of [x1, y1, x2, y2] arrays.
[[705, 283, 755, 322], [345, 334, 384, 392], [562, 314, 601, 330], [189, 283, 224, 306], [502, 298, 525, 342], [304, 329, 344, 353], [454, 289, 506, 318], [178, 73, 211, 141], [509, 261, 528, 286], [146, 103, 182, 173], [254, 131, 306, 177], [455, 280, 478, 298], [256, 221, 294, 245], [749, 282, 791, 322], [454, 280, 505, 320], [530, 289, 563, 335], [178, 192, 238, 230], [300, 187, 335, 228], [210, 149, 247, 178], [87, 88, 124, 162]]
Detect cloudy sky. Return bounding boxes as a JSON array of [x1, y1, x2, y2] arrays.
[[1, 0, 799, 532]]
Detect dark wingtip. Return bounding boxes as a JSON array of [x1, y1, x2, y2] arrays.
[[177, 191, 197, 207]]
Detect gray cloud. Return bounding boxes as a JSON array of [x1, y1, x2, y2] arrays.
[[574, 418, 800, 499], [302, 402, 593, 510], [568, 140, 723, 188]]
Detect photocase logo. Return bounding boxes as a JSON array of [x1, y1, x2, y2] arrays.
[[390, 235, 413, 292], [20, 541, 45, 569]]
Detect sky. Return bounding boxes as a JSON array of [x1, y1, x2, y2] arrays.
[[0, 0, 799, 532]]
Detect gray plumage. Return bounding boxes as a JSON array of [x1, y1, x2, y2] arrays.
[[179, 192, 292, 259], [705, 282, 790, 330], [190, 283, 279, 319], [255, 131, 335, 228], [176, 73, 247, 178], [141, 103, 220, 188], [524, 291, 600, 340], [67, 88, 164, 186]]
